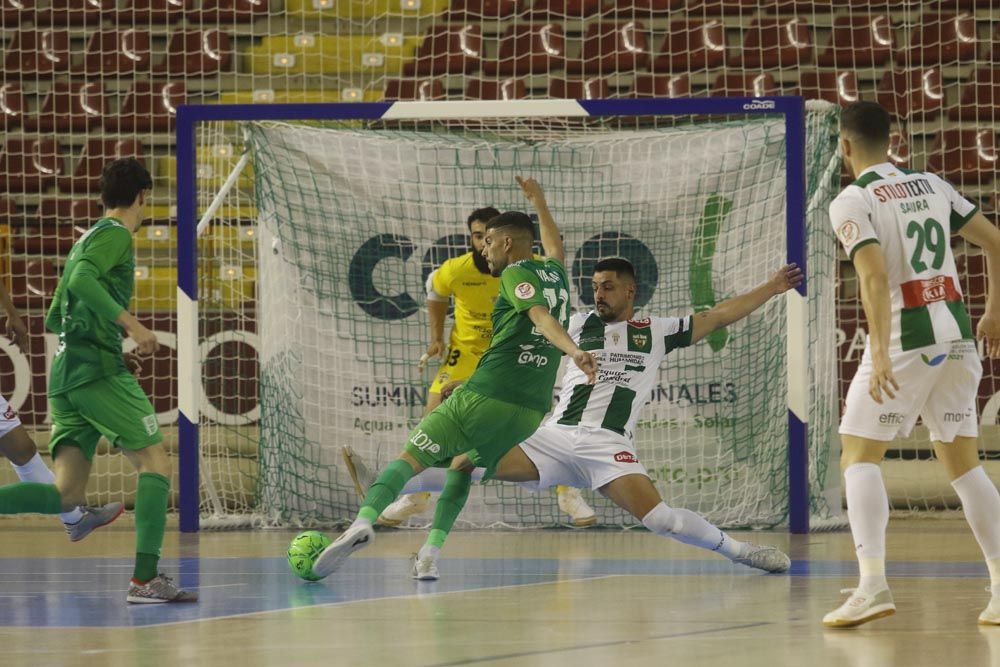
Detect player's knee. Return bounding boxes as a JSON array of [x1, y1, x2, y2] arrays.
[[130, 443, 170, 477], [0, 427, 37, 466], [640, 502, 679, 537]]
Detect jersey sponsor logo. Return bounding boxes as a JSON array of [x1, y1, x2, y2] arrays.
[[900, 275, 961, 308], [517, 350, 549, 367], [921, 353, 947, 366], [944, 411, 968, 423], [2, 406, 15, 421], [408, 428, 441, 454], [614, 451, 638, 464], [142, 414, 158, 436], [837, 220, 860, 245], [878, 412, 904, 425], [514, 282, 536, 300], [627, 318, 651, 328]]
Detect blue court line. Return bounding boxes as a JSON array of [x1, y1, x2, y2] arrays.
[[0, 557, 989, 628]]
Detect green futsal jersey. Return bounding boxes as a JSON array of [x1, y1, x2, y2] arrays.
[[464, 256, 570, 412], [46, 217, 135, 396]]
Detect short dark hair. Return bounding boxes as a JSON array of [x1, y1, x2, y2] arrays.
[[593, 256, 636, 281], [486, 211, 535, 237], [99, 157, 152, 208], [840, 101, 891, 147], [467, 207, 500, 230]]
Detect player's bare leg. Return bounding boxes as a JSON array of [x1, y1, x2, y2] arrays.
[[934, 436, 1000, 624], [380, 391, 443, 527], [824, 435, 895, 628], [599, 473, 789, 573]]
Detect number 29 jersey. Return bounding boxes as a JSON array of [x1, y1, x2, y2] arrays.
[[830, 162, 979, 352]]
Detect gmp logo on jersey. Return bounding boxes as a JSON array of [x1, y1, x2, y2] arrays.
[[517, 350, 549, 367], [921, 352, 948, 366], [514, 282, 536, 300], [614, 451, 638, 464], [408, 428, 441, 454], [837, 220, 860, 245]]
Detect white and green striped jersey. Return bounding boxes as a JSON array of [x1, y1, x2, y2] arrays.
[[548, 311, 693, 438], [830, 162, 978, 352]]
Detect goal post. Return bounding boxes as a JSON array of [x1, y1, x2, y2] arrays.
[[176, 97, 840, 534]]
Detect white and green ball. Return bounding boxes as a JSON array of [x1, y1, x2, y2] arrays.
[[287, 530, 332, 581]]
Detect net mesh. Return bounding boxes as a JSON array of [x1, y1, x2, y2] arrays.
[[191, 104, 840, 528]]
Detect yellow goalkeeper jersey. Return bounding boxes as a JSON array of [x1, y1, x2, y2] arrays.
[[432, 252, 499, 354]]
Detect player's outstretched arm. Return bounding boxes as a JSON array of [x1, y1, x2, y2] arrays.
[[0, 278, 28, 352], [527, 305, 597, 383], [852, 244, 898, 404], [689, 264, 803, 345], [418, 269, 449, 371], [516, 176, 565, 263], [958, 212, 1000, 358]]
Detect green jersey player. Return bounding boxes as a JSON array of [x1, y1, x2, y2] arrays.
[[314, 195, 598, 579]]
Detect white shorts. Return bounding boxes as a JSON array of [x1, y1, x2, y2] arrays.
[[840, 339, 981, 443], [0, 395, 20, 440], [518, 423, 649, 491]]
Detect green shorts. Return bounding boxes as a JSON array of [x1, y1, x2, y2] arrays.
[[48, 372, 163, 461], [404, 386, 544, 477]]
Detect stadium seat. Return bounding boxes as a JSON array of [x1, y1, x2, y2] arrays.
[[59, 139, 145, 194], [603, 0, 681, 15], [876, 68, 944, 119], [106, 81, 186, 133], [38, 197, 102, 224], [158, 147, 254, 190], [1, 0, 35, 28], [816, 15, 894, 68], [898, 12, 977, 66], [630, 73, 689, 97], [465, 78, 528, 100], [927, 130, 997, 186], [403, 25, 482, 76], [0, 196, 19, 227], [566, 21, 650, 74], [76, 29, 151, 75], [215, 89, 381, 103], [709, 72, 779, 97], [734, 17, 813, 68], [0, 84, 25, 132], [15, 200, 91, 252], [120, 0, 195, 23], [34, 0, 116, 25], [446, 0, 519, 19], [383, 78, 447, 100], [949, 69, 1000, 122], [528, 0, 600, 18], [285, 0, 448, 20], [548, 77, 609, 99], [132, 267, 177, 311], [685, 0, 758, 14], [887, 131, 911, 169], [482, 24, 565, 76], [652, 20, 726, 73], [199, 0, 269, 22], [0, 139, 64, 193], [956, 253, 987, 302], [153, 29, 232, 76], [796, 70, 859, 106], [247, 34, 420, 76], [3, 30, 72, 77], [8, 257, 59, 311], [24, 82, 106, 133]]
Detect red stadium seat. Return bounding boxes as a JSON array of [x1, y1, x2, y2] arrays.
[[22, 198, 100, 254], [199, 0, 268, 22], [24, 82, 105, 133], [630, 73, 690, 97], [0, 84, 25, 132], [529, 0, 600, 18], [465, 78, 528, 100], [876, 68, 944, 119], [685, 0, 757, 14], [76, 30, 151, 75], [106, 81, 186, 133], [483, 24, 565, 76], [796, 70, 859, 107], [0, 196, 19, 227], [38, 197, 102, 223], [709, 72, 779, 97], [58, 139, 145, 194], [120, 0, 195, 23], [887, 131, 911, 169], [927, 130, 997, 186], [34, 0, 116, 25], [950, 69, 1000, 122], [3, 30, 71, 77], [898, 12, 977, 66], [446, 0, 519, 20], [153, 30, 232, 76], [1, 0, 35, 27], [403, 25, 482, 76], [383, 78, 447, 101], [8, 257, 60, 311], [603, 0, 682, 16], [652, 20, 726, 73], [548, 77, 609, 99], [956, 253, 987, 302], [566, 21, 650, 74], [0, 139, 65, 193], [734, 17, 812, 68], [816, 15, 894, 68]]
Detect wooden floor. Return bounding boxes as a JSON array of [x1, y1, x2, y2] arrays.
[[0, 516, 997, 666]]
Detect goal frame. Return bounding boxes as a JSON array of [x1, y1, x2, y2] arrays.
[[174, 97, 811, 533]]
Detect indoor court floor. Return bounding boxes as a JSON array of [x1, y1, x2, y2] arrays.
[[0, 517, 997, 666]]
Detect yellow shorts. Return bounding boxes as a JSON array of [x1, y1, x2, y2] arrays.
[[429, 343, 484, 395]]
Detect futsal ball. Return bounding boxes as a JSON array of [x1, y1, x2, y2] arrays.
[[287, 530, 332, 581]]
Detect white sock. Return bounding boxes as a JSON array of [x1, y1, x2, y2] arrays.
[[951, 466, 1000, 587], [641, 502, 744, 559], [11, 453, 82, 524], [417, 544, 440, 561], [844, 462, 889, 592], [400, 467, 485, 494]]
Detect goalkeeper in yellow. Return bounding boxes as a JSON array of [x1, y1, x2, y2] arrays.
[[344, 178, 596, 527]]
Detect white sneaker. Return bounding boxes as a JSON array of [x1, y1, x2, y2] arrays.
[[311, 523, 374, 579], [979, 587, 1000, 625], [557, 487, 597, 527], [378, 492, 432, 527], [411, 553, 440, 581], [341, 446, 375, 501], [823, 587, 896, 628], [732, 543, 791, 573]]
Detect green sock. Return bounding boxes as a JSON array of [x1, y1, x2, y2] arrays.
[[0, 482, 62, 514], [425, 470, 472, 549], [357, 459, 415, 523], [133, 472, 169, 583]]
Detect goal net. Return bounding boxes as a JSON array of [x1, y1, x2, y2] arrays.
[[189, 101, 841, 530]]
